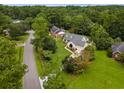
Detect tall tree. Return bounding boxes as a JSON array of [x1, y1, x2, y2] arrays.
[[71, 14, 93, 35], [0, 14, 11, 34], [32, 15, 57, 53], [90, 23, 114, 50], [0, 36, 26, 88]]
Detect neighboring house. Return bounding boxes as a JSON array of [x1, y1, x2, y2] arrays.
[[50, 26, 65, 37], [63, 33, 89, 56], [112, 42, 124, 58]]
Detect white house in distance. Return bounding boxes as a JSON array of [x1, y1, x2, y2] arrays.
[[50, 26, 65, 37], [63, 33, 89, 57]]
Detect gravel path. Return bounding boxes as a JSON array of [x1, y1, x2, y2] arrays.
[[23, 30, 41, 89]]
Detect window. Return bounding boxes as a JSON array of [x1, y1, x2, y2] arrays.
[[69, 43, 73, 48]]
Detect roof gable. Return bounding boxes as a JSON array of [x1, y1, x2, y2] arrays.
[[64, 33, 88, 47], [51, 26, 65, 33], [112, 42, 124, 53]]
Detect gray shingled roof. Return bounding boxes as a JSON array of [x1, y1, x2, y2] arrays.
[[51, 26, 64, 33], [51, 26, 59, 32], [63, 33, 87, 47], [112, 42, 124, 53]]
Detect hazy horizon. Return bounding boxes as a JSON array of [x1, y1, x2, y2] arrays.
[[3, 4, 124, 7]]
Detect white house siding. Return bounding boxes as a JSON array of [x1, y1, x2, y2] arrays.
[[75, 43, 89, 54], [58, 31, 65, 35], [75, 46, 83, 54], [67, 42, 76, 49]]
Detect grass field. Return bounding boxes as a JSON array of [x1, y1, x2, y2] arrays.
[[60, 51, 124, 89], [16, 46, 24, 63], [34, 50, 43, 77], [15, 33, 28, 44], [34, 38, 70, 78], [15, 34, 27, 88], [35, 38, 124, 89], [16, 46, 24, 88]]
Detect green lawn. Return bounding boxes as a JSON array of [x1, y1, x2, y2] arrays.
[[34, 50, 43, 77], [15, 33, 28, 44], [34, 38, 71, 78], [16, 46, 24, 88], [35, 38, 124, 89], [16, 46, 24, 63], [60, 51, 124, 89]]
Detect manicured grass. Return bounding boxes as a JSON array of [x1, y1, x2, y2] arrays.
[[34, 50, 43, 77], [16, 46, 24, 88], [34, 38, 71, 78], [15, 33, 28, 44], [60, 51, 124, 89], [16, 46, 24, 63], [15, 33, 27, 88], [35, 38, 124, 89]]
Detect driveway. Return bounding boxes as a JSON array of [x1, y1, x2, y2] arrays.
[[23, 30, 41, 89]]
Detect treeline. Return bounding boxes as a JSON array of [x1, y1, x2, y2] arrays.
[[0, 14, 33, 40], [1, 5, 124, 88], [1, 5, 124, 50]]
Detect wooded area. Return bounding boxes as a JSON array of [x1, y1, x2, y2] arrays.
[[0, 4, 124, 88]]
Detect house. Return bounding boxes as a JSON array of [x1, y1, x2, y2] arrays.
[[112, 42, 124, 58], [63, 33, 89, 56], [50, 26, 65, 37]]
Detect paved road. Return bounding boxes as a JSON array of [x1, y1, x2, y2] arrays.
[[23, 30, 41, 89]]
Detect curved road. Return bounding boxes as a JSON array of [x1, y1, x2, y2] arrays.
[[23, 30, 41, 89]]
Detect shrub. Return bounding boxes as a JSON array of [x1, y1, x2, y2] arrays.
[[42, 36, 57, 53], [83, 44, 96, 61], [107, 47, 112, 57], [43, 74, 66, 89], [62, 57, 88, 74], [117, 53, 124, 63]]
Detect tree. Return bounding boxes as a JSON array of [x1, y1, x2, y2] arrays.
[[114, 37, 122, 44], [43, 74, 66, 89], [42, 36, 57, 53], [32, 15, 49, 38], [99, 11, 117, 30], [63, 15, 72, 30], [46, 9, 65, 27], [71, 15, 93, 35], [0, 14, 11, 26], [0, 14, 11, 34], [32, 15, 52, 51], [62, 56, 88, 74], [90, 23, 114, 50], [8, 23, 26, 39], [107, 11, 124, 40], [23, 17, 33, 30], [0, 36, 27, 88]]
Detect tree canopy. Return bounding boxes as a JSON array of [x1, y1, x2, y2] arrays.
[[0, 36, 27, 88]]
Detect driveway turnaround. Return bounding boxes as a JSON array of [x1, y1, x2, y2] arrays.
[[23, 30, 41, 89]]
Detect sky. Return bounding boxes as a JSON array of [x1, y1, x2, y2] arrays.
[[3, 4, 112, 6], [3, 4, 124, 7], [1, 0, 124, 5]]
